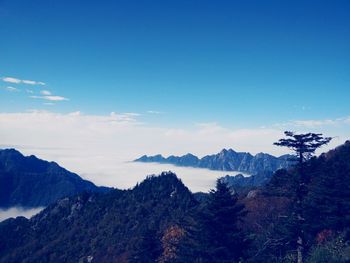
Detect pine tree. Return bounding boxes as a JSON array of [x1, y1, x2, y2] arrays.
[[274, 131, 331, 263], [175, 207, 208, 263], [176, 180, 248, 263], [202, 180, 248, 263], [128, 227, 162, 263], [303, 142, 350, 243]]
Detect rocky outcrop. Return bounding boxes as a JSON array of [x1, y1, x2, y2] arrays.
[[135, 149, 293, 175]]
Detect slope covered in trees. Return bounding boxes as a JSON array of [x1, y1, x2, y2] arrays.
[[244, 140, 350, 262], [0, 172, 198, 263], [0, 141, 349, 262]]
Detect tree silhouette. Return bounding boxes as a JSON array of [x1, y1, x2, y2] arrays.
[[176, 180, 248, 263], [203, 180, 248, 263], [274, 131, 331, 263], [274, 131, 332, 165]]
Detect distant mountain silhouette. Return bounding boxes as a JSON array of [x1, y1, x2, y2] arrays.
[[0, 149, 110, 208], [135, 149, 293, 174], [220, 170, 274, 192]]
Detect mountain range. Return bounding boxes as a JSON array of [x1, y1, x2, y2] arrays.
[[0, 142, 350, 263], [0, 141, 349, 262], [134, 149, 293, 175], [0, 149, 110, 208]]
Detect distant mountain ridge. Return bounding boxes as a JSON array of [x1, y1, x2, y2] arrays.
[[0, 149, 110, 208], [135, 149, 293, 175]]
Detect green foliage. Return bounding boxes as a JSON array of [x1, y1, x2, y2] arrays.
[[303, 144, 350, 240], [128, 227, 161, 263], [306, 234, 350, 263], [274, 131, 332, 163], [248, 141, 350, 262], [1, 141, 350, 263], [204, 180, 248, 262], [0, 172, 197, 263], [177, 180, 249, 263]]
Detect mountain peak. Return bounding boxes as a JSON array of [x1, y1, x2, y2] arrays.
[[137, 171, 185, 190], [0, 148, 24, 157], [0, 148, 108, 207], [133, 171, 194, 201], [218, 148, 236, 156], [182, 153, 197, 158], [220, 148, 228, 154], [135, 149, 292, 174]]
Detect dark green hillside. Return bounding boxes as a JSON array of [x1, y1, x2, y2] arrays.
[[0, 172, 197, 263], [244, 141, 350, 262]]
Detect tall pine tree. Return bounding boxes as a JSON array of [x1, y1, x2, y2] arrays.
[[274, 131, 331, 263], [176, 180, 248, 263], [202, 180, 248, 263]]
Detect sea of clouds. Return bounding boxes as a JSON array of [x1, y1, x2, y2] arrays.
[[0, 207, 44, 222], [0, 111, 345, 193]]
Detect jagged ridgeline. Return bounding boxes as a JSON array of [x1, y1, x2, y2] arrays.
[[134, 149, 293, 174]]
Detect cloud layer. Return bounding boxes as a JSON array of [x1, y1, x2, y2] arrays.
[[0, 111, 347, 191], [30, 95, 69, 101], [0, 207, 44, 222], [1, 76, 69, 103], [5, 86, 19, 92], [2, 77, 45, 85]]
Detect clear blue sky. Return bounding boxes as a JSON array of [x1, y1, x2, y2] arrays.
[[1, 0, 349, 128]]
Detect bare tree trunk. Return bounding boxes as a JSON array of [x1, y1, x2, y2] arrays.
[[297, 236, 303, 263], [296, 163, 304, 263]]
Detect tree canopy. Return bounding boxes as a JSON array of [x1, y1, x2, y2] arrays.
[[274, 131, 332, 164]]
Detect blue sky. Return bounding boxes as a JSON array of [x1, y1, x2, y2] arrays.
[[0, 0, 349, 188], [1, 0, 349, 128]]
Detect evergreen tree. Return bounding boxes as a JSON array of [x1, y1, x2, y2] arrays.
[[203, 180, 248, 263], [128, 227, 162, 263], [176, 180, 248, 263], [175, 207, 208, 263], [274, 131, 332, 165], [274, 131, 331, 263], [303, 142, 350, 244]]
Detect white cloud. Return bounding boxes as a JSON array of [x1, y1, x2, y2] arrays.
[[5, 86, 20, 92], [147, 110, 163, 114], [109, 112, 140, 123], [22, 80, 37, 85], [276, 116, 350, 128], [40, 90, 52, 95], [123, 112, 141, 117], [0, 111, 347, 191], [43, 95, 69, 101], [26, 89, 34, 94], [292, 119, 336, 127], [68, 111, 81, 116], [2, 77, 21, 84], [0, 207, 44, 222], [2, 76, 45, 85], [30, 95, 69, 101], [0, 111, 278, 190]]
